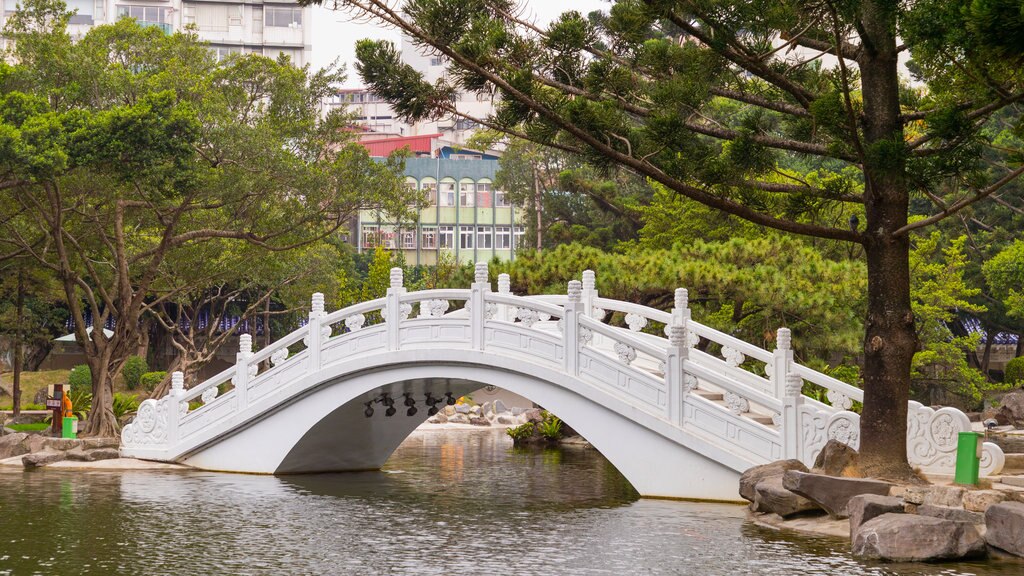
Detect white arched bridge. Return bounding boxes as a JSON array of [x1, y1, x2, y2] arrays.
[[121, 264, 1005, 501]]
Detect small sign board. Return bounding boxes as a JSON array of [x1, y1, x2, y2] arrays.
[[45, 398, 61, 409]]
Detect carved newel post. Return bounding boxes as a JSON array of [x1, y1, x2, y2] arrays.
[[666, 312, 688, 426], [385, 268, 406, 351], [304, 293, 326, 371], [774, 328, 802, 460], [233, 333, 254, 411], [166, 370, 185, 445], [581, 269, 598, 318], [496, 273, 513, 322], [470, 262, 490, 350], [564, 280, 583, 376]]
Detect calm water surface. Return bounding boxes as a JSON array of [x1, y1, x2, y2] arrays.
[[2, 429, 1022, 575]]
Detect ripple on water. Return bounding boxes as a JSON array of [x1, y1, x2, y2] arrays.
[[1, 429, 1023, 575]]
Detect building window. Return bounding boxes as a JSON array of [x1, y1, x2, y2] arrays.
[[400, 229, 416, 249], [439, 182, 456, 207], [430, 56, 444, 66], [514, 226, 526, 248], [495, 226, 511, 249], [476, 226, 493, 249], [117, 5, 168, 30], [68, 0, 94, 24], [421, 182, 437, 206], [381, 229, 397, 249], [439, 226, 455, 248], [421, 227, 437, 249], [495, 189, 510, 207], [475, 182, 493, 208], [211, 45, 241, 61], [459, 182, 474, 207], [459, 227, 474, 249], [266, 6, 302, 27], [362, 225, 380, 248]]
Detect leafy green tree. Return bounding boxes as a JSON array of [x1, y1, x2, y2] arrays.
[[341, 0, 1024, 476], [909, 233, 999, 405], [984, 240, 1024, 322], [0, 1, 410, 436]]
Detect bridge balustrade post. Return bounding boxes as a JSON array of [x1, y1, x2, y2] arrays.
[[386, 269, 405, 351], [166, 371, 185, 447], [233, 333, 253, 410], [774, 328, 802, 460], [471, 262, 490, 350], [306, 293, 325, 372], [581, 270, 597, 318], [496, 273, 513, 322], [667, 324, 687, 426], [564, 280, 583, 376]]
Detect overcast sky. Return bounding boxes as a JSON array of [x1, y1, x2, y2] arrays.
[[310, 0, 609, 87]]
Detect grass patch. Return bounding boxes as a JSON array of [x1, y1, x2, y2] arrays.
[[0, 370, 70, 410], [2, 369, 132, 411], [8, 422, 49, 432]]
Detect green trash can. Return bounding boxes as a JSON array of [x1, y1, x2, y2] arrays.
[[62, 417, 78, 439], [954, 431, 983, 486]]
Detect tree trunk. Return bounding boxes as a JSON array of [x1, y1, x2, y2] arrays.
[[12, 269, 24, 418], [534, 166, 543, 250], [981, 329, 994, 379], [83, 353, 120, 438], [855, 1, 919, 479], [1016, 334, 1022, 358]]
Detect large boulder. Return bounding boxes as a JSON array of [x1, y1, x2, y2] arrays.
[[22, 451, 67, 468], [902, 485, 965, 508], [751, 476, 821, 517], [812, 439, 860, 476], [848, 494, 904, 537], [469, 416, 490, 427], [852, 513, 986, 561], [0, 432, 31, 460], [997, 391, 1024, 428], [917, 504, 985, 525], [985, 502, 1024, 556], [493, 399, 508, 414], [963, 489, 1008, 513], [782, 470, 892, 519], [66, 447, 120, 462], [739, 459, 808, 502]]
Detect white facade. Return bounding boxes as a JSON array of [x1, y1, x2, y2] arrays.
[[1, 0, 311, 67], [324, 34, 495, 144]]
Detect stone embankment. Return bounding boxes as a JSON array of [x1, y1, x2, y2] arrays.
[[0, 430, 187, 471], [743, 440, 1024, 563]]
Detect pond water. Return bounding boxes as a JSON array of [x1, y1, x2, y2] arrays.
[[1, 428, 1021, 575]]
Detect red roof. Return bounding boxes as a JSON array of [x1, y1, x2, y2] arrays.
[[358, 134, 442, 157]]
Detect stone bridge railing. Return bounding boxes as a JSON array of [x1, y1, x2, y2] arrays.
[[122, 263, 1005, 477]]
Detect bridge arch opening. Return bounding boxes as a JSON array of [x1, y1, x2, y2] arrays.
[[181, 358, 744, 500]]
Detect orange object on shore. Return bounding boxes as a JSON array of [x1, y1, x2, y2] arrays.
[[62, 393, 73, 418]]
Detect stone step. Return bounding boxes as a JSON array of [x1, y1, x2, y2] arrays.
[[1003, 453, 1024, 469], [693, 390, 724, 402], [1000, 475, 1024, 489], [744, 413, 776, 426]]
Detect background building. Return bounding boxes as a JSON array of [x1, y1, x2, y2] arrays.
[[357, 154, 525, 266], [1, 0, 312, 66]]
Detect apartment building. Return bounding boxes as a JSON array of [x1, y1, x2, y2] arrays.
[[2, 0, 311, 66], [357, 153, 525, 266]]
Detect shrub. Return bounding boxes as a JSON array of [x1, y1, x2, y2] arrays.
[[66, 387, 92, 421], [140, 371, 167, 392], [68, 364, 91, 393], [506, 422, 534, 441], [123, 356, 148, 390], [538, 414, 563, 440], [1006, 357, 1024, 385], [113, 393, 141, 420]]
